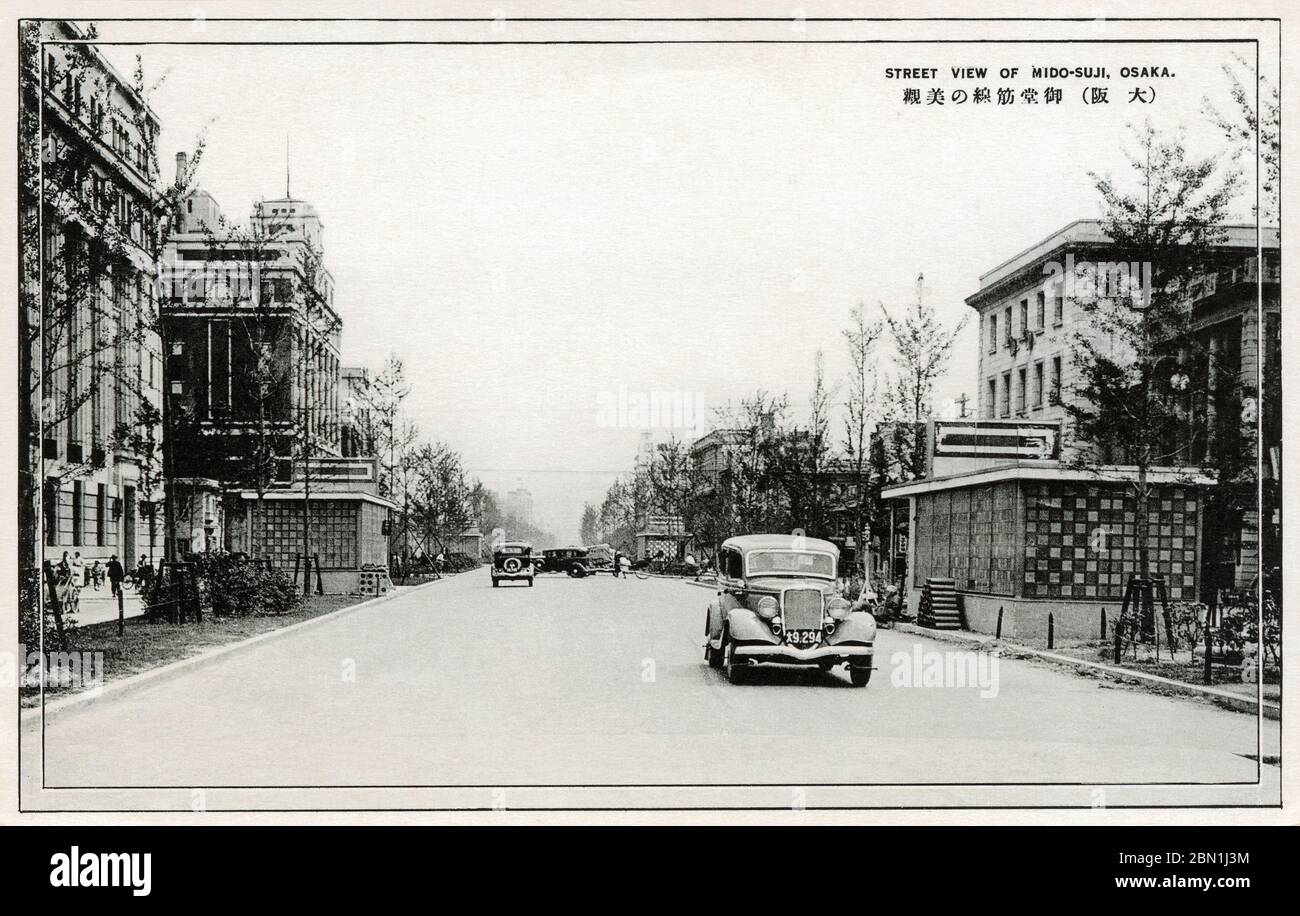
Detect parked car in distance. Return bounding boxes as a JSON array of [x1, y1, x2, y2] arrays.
[[492, 542, 534, 587], [703, 534, 876, 686], [535, 547, 592, 577]]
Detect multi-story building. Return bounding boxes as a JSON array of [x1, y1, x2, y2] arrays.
[[24, 21, 165, 571], [163, 159, 342, 484], [160, 165, 392, 588], [883, 220, 1280, 638]]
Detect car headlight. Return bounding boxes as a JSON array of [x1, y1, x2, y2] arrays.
[[825, 596, 851, 620], [755, 596, 779, 619]]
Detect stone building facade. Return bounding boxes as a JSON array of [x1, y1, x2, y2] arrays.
[[26, 22, 166, 570]]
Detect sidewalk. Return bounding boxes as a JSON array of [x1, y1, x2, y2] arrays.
[[894, 622, 1280, 719], [69, 587, 147, 627]]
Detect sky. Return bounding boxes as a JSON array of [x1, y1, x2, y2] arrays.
[[92, 20, 1271, 542]]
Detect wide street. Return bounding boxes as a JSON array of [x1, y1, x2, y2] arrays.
[[23, 570, 1279, 810]]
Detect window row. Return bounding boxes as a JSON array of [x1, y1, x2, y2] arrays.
[[986, 356, 1062, 418], [986, 287, 1065, 354]]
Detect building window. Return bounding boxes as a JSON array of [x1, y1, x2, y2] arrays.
[[1050, 356, 1062, 404], [1000, 372, 1011, 417], [1003, 306, 1012, 348], [44, 478, 59, 547], [1036, 290, 1046, 330], [1053, 289, 1064, 326], [96, 484, 107, 546], [1019, 299, 1029, 338], [1017, 367, 1027, 415], [988, 313, 997, 354], [1033, 361, 1044, 408], [986, 378, 997, 418], [71, 481, 83, 547]]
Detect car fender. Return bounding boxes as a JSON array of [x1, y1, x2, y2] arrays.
[[707, 591, 743, 643], [725, 606, 779, 645], [828, 610, 877, 646]]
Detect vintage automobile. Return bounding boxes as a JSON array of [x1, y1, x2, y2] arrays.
[[534, 547, 592, 577], [491, 541, 535, 587], [703, 534, 876, 686]]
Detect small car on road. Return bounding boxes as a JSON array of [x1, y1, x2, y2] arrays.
[[703, 534, 876, 686], [491, 541, 535, 587]]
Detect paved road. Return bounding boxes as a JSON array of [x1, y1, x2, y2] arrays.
[[23, 570, 1280, 808]]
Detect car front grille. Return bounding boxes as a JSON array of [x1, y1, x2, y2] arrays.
[[781, 588, 824, 631]]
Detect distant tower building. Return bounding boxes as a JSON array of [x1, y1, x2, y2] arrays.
[[505, 487, 534, 527], [633, 431, 655, 475]]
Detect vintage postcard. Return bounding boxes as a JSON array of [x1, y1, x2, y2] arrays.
[[0, 2, 1292, 830]]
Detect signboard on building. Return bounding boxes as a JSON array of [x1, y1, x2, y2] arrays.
[[933, 421, 1060, 461], [929, 420, 1061, 478]]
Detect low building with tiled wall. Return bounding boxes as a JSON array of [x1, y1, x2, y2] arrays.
[[886, 458, 1205, 639], [225, 457, 394, 594]]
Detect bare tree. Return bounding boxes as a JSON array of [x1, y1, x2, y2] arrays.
[[880, 273, 969, 479], [841, 303, 884, 576]]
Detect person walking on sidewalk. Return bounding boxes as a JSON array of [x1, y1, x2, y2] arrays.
[[68, 552, 85, 612], [106, 554, 125, 599]]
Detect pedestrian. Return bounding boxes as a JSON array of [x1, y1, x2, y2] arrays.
[[136, 556, 149, 591], [90, 559, 103, 591], [56, 551, 70, 586], [70, 551, 86, 589], [884, 584, 905, 622], [612, 550, 622, 578], [106, 554, 125, 598]]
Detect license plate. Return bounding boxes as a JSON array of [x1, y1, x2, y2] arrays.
[[786, 629, 821, 648]]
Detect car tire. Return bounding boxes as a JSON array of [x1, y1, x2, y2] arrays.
[[492, 579, 499, 588], [849, 665, 872, 688], [527, 579, 534, 587], [724, 637, 747, 685], [705, 637, 724, 669]]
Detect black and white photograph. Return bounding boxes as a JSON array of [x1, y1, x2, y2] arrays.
[[0, 2, 1293, 835]]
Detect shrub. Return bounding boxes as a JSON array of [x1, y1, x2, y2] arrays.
[[1211, 588, 1281, 669], [196, 554, 303, 617]]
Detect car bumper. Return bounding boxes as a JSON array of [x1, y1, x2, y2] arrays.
[[733, 643, 873, 665], [492, 572, 533, 580]]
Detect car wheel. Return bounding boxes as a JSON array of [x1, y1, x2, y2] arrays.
[[492, 579, 499, 588], [705, 637, 724, 669], [527, 579, 534, 587], [724, 637, 747, 685], [849, 665, 872, 687]]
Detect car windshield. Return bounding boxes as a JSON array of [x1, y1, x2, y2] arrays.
[[745, 550, 834, 578], [497, 546, 526, 555]]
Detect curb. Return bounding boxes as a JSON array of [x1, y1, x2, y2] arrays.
[[893, 622, 1280, 720], [21, 576, 442, 727]]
